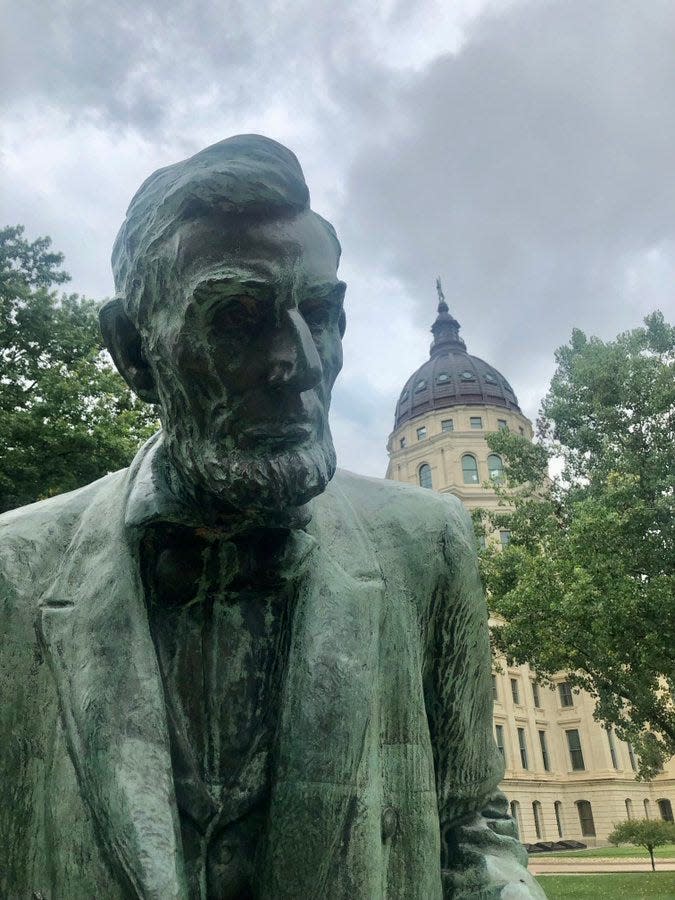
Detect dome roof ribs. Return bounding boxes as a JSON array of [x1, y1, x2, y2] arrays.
[[393, 279, 522, 428]]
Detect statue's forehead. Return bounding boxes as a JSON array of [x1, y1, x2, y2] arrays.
[[173, 211, 338, 287]]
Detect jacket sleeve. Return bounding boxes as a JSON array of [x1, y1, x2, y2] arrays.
[[423, 499, 546, 899]]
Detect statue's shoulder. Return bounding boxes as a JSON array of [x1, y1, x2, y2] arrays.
[[0, 470, 127, 584], [329, 468, 470, 535], [0, 470, 124, 532]]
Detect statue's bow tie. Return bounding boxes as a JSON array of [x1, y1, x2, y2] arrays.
[[143, 524, 316, 608]]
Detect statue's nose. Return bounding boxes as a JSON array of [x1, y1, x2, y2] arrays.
[[267, 309, 322, 391]]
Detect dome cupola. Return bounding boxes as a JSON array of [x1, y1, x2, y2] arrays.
[[394, 279, 521, 429]]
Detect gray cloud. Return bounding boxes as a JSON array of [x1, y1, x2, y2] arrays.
[[0, 0, 392, 143]]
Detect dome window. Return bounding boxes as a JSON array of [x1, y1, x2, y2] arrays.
[[436, 372, 451, 384], [415, 379, 428, 393], [460, 370, 475, 382], [462, 454, 479, 484], [418, 464, 432, 490], [484, 373, 497, 385], [400, 389, 409, 402], [502, 379, 514, 393], [488, 454, 504, 482]]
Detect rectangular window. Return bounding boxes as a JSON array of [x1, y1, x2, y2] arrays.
[[500, 530, 511, 547], [628, 743, 638, 772], [497, 419, 508, 430], [470, 416, 483, 429], [441, 418, 454, 432], [495, 724, 506, 762], [538, 730, 551, 771], [607, 728, 619, 769], [577, 800, 596, 836], [566, 729, 585, 771], [532, 681, 541, 707], [399, 437, 407, 448], [492, 675, 499, 701], [517, 727, 529, 770], [416, 426, 427, 440], [532, 802, 544, 839], [510, 678, 521, 705], [558, 682, 574, 707]]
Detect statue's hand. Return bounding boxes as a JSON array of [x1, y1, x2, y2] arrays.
[[485, 853, 547, 899], [442, 858, 547, 900]]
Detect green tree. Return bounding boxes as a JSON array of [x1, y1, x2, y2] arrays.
[[0, 225, 158, 512], [608, 818, 675, 871], [477, 313, 675, 777]]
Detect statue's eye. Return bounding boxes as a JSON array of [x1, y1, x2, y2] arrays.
[[301, 302, 331, 333], [211, 295, 262, 332]]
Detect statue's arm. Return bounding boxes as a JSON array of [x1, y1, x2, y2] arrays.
[[424, 499, 546, 899]]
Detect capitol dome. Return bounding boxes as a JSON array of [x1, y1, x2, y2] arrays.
[[394, 282, 521, 430]]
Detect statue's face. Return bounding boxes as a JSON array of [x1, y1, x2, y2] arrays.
[[145, 210, 345, 515]]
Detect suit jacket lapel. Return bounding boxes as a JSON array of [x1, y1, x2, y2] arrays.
[[37, 445, 187, 900], [260, 475, 387, 899]]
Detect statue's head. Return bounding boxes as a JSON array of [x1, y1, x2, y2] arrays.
[[101, 135, 346, 516]]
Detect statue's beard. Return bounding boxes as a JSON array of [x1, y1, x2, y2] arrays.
[[163, 424, 337, 516]]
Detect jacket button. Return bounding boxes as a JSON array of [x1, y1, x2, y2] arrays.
[[381, 805, 399, 841]]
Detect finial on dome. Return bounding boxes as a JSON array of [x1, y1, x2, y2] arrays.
[[436, 276, 449, 313], [430, 277, 466, 355]]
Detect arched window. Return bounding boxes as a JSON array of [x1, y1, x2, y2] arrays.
[[462, 454, 479, 484], [644, 799, 651, 819], [575, 800, 596, 837], [658, 799, 674, 822], [488, 453, 504, 482], [532, 801, 545, 839], [510, 800, 523, 837], [625, 799, 634, 820], [418, 464, 432, 490], [554, 801, 564, 838]]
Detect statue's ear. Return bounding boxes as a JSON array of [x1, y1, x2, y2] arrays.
[[99, 297, 159, 404]]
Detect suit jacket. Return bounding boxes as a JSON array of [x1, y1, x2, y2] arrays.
[[0, 436, 542, 899]]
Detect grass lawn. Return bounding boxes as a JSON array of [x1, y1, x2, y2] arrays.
[[538, 872, 675, 899], [538, 843, 675, 859]]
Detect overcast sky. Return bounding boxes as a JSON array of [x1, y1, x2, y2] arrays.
[[2, 0, 674, 476]]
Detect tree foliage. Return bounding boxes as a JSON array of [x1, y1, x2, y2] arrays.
[[476, 313, 675, 778], [0, 226, 158, 512], [608, 818, 675, 871]]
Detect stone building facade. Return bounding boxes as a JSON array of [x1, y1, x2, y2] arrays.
[[385, 287, 675, 845]]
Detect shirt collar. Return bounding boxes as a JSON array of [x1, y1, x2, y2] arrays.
[[124, 432, 194, 530]]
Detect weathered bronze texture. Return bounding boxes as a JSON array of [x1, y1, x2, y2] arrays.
[[0, 135, 544, 898]]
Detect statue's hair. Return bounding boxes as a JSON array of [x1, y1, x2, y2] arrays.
[[111, 134, 338, 321]]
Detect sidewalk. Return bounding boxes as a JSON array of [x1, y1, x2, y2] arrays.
[[529, 856, 675, 875]]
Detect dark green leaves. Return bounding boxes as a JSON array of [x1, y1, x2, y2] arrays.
[[0, 226, 158, 512], [477, 312, 675, 778]]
